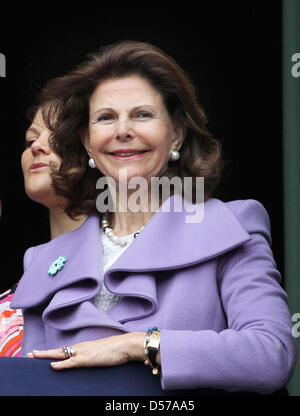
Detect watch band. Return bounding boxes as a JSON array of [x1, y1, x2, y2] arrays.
[[146, 329, 160, 375]]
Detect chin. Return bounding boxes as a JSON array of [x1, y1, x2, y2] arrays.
[[26, 187, 53, 204]]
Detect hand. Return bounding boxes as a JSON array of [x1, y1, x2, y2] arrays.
[[27, 332, 145, 370]]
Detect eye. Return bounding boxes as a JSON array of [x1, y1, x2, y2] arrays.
[[96, 113, 114, 123], [135, 111, 153, 119], [24, 138, 36, 149]]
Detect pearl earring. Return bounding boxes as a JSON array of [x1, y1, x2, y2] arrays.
[[88, 158, 96, 169], [169, 149, 180, 162]]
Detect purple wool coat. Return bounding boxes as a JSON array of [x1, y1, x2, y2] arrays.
[[11, 195, 297, 393]]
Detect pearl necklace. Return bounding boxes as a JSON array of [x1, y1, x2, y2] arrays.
[[101, 216, 144, 247]]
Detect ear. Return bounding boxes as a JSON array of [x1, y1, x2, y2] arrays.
[[172, 118, 186, 151], [80, 127, 92, 157]]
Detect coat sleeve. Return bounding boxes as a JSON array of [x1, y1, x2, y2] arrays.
[[159, 199, 297, 394]]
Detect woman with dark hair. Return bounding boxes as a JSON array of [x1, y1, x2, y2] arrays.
[[0, 108, 87, 357], [11, 41, 296, 394]]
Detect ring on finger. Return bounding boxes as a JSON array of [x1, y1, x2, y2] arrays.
[[61, 345, 76, 359]]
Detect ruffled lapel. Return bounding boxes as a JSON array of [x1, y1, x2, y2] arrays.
[[101, 194, 251, 323], [12, 214, 102, 309], [104, 194, 251, 273], [12, 195, 251, 330]]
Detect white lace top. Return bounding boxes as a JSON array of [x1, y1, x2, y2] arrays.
[[93, 228, 135, 313]]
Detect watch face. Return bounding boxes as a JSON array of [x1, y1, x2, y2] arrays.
[[148, 330, 160, 349]]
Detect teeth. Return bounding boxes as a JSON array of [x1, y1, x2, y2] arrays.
[[113, 152, 144, 156]]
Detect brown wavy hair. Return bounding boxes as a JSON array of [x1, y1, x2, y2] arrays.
[[29, 40, 225, 219]]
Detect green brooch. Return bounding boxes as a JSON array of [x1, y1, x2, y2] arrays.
[[48, 256, 67, 276]]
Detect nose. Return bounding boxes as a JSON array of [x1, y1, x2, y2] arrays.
[[30, 132, 51, 155], [115, 116, 134, 142]]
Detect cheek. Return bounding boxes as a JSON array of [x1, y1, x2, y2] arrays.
[[89, 126, 111, 151], [136, 124, 173, 152], [21, 152, 29, 174], [150, 132, 172, 157]]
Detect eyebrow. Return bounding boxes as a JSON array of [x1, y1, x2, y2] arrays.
[[26, 127, 40, 136]]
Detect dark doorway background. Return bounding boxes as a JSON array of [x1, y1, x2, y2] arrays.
[[0, 1, 283, 292]]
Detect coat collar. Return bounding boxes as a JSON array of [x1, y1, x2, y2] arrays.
[[12, 195, 251, 331], [12, 213, 102, 309], [104, 194, 250, 273]]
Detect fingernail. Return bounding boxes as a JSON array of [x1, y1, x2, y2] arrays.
[[27, 353, 34, 358]]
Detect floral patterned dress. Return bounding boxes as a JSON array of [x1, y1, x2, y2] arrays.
[[0, 284, 23, 357]]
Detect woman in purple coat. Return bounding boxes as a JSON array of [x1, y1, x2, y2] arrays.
[[11, 41, 297, 394]]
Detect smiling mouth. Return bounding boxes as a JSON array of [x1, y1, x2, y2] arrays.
[[109, 150, 149, 160], [110, 150, 147, 156]]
